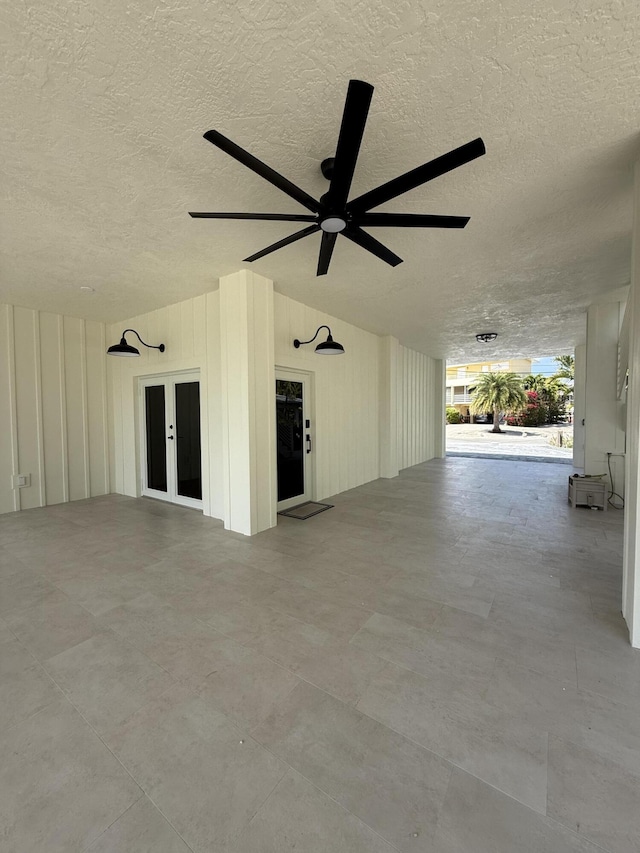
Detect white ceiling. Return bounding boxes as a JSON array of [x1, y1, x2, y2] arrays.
[[2, 1, 638, 359]]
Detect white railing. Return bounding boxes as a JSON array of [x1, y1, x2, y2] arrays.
[[453, 394, 472, 404]]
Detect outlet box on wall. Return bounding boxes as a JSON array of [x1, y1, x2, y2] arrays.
[[12, 474, 31, 488]]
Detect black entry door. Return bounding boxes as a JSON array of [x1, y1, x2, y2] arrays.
[[276, 379, 305, 503], [145, 385, 167, 493], [175, 381, 202, 500]]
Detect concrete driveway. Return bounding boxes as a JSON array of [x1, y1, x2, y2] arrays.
[[446, 422, 574, 461]]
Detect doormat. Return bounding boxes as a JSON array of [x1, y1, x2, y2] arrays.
[[278, 501, 334, 520]]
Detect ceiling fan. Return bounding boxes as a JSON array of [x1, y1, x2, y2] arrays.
[[189, 79, 485, 276]]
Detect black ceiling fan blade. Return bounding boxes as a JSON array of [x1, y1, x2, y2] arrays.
[[358, 213, 470, 228], [317, 232, 338, 276], [243, 224, 320, 263], [347, 138, 486, 213], [203, 130, 322, 214], [189, 212, 317, 222], [343, 227, 403, 267], [326, 80, 374, 210]]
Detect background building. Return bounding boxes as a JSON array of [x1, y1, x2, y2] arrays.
[[445, 358, 533, 420]]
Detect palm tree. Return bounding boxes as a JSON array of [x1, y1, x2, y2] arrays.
[[553, 355, 575, 383], [522, 374, 548, 393], [551, 355, 574, 420], [470, 372, 527, 433]]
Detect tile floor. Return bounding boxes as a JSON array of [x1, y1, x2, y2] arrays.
[[0, 457, 637, 852]]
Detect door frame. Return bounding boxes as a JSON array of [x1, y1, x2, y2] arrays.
[[138, 369, 203, 510], [275, 367, 315, 511]]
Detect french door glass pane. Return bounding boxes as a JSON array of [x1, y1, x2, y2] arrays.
[[175, 381, 202, 500], [276, 379, 304, 502], [145, 385, 167, 492]]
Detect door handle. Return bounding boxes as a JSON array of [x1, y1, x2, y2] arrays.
[[306, 434, 311, 454], [167, 436, 174, 440]]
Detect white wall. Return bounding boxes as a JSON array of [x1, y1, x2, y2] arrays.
[[584, 302, 626, 495], [219, 271, 276, 534], [623, 161, 640, 647], [108, 283, 445, 524], [109, 287, 384, 517], [398, 344, 440, 469], [274, 293, 444, 496], [274, 292, 380, 501], [107, 292, 223, 520], [0, 303, 109, 514], [379, 336, 399, 479]]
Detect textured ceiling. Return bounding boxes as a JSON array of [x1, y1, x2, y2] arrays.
[[2, 0, 639, 359]]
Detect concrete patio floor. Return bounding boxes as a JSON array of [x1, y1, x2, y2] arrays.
[[0, 457, 636, 853]]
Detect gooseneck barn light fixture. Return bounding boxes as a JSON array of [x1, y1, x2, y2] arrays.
[[293, 325, 345, 355], [476, 332, 498, 343], [107, 329, 166, 357]]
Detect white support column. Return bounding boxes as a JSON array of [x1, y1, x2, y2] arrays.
[[584, 302, 624, 485], [379, 335, 399, 479], [219, 270, 277, 535], [433, 359, 446, 458], [623, 161, 640, 647]]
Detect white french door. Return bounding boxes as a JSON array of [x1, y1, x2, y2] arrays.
[[276, 369, 314, 511], [139, 371, 202, 510]]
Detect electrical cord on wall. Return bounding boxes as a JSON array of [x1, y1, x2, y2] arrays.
[[607, 453, 624, 509]]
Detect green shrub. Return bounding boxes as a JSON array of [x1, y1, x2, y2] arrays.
[[446, 407, 463, 424], [509, 391, 547, 427], [546, 398, 567, 424]]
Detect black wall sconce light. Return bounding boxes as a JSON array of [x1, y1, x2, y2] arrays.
[[293, 325, 345, 355], [475, 332, 498, 343], [107, 329, 166, 357]]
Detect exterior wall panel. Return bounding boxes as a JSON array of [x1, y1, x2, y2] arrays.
[[63, 315, 90, 502], [0, 303, 109, 514], [108, 291, 223, 520], [39, 312, 67, 506], [273, 292, 380, 502], [398, 344, 438, 470], [2, 290, 443, 518], [0, 305, 19, 513], [13, 307, 43, 509]]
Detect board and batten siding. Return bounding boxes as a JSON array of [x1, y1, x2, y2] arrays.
[[274, 292, 380, 501], [0, 303, 109, 514], [110, 287, 383, 519], [398, 344, 439, 469], [107, 291, 223, 520]]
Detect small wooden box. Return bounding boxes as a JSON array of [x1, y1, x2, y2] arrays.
[[568, 475, 607, 511]]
